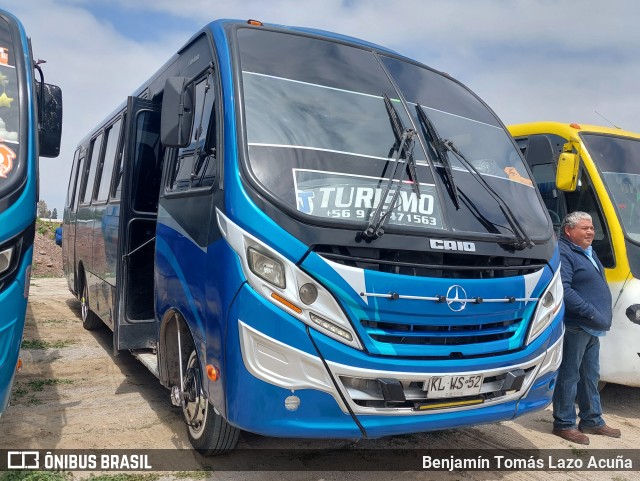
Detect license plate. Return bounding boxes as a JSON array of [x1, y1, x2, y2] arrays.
[[424, 374, 484, 399]]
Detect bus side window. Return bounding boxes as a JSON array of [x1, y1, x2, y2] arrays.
[[167, 74, 216, 192], [96, 118, 123, 202], [81, 134, 104, 204], [111, 113, 127, 201], [66, 149, 81, 210], [566, 168, 615, 268], [132, 110, 163, 212]]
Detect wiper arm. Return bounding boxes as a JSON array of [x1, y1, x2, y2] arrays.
[[440, 138, 534, 250], [415, 103, 460, 209], [362, 94, 422, 240], [363, 126, 416, 240], [382, 93, 421, 197]]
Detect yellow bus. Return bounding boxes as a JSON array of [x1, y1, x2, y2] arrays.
[[508, 122, 640, 388]]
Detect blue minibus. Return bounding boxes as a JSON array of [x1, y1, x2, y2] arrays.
[[63, 19, 563, 454]]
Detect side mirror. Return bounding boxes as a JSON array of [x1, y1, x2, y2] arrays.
[[36, 82, 63, 158], [160, 77, 194, 147], [556, 151, 580, 192]]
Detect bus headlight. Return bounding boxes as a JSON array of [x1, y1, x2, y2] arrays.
[[0, 246, 13, 274], [247, 247, 285, 289], [217, 210, 362, 350], [527, 267, 563, 344]]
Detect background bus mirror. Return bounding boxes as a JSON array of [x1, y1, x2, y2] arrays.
[[37, 82, 63, 158], [161, 77, 194, 147], [556, 152, 579, 192]]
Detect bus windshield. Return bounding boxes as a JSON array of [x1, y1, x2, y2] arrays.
[[0, 15, 22, 199], [582, 133, 640, 243], [238, 28, 548, 240]]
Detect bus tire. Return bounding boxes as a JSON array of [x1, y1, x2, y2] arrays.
[[81, 279, 102, 331], [182, 349, 239, 455]]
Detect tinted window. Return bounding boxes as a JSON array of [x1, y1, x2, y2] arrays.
[[0, 15, 23, 199], [112, 113, 127, 200], [167, 74, 216, 192], [65, 149, 80, 207], [81, 134, 103, 204], [237, 28, 547, 239], [96, 118, 122, 201], [131, 110, 162, 212]]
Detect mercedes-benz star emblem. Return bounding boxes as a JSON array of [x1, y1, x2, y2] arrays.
[[446, 285, 467, 312]]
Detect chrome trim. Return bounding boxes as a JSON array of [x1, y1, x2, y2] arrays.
[[359, 292, 539, 303]]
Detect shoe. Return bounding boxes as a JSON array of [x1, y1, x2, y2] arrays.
[[552, 428, 590, 445], [579, 424, 621, 438]]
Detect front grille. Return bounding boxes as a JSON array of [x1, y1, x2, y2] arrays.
[[314, 245, 545, 279], [361, 318, 523, 346]]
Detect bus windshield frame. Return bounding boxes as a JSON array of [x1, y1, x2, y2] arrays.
[[234, 26, 549, 243]]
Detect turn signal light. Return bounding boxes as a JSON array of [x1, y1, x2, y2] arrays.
[[271, 292, 303, 314], [206, 364, 220, 382], [247, 19, 263, 26]]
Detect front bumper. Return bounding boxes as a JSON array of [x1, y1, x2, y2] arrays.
[[223, 284, 563, 438]]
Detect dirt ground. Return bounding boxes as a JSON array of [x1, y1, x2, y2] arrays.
[[31, 220, 64, 279], [2, 234, 640, 480]]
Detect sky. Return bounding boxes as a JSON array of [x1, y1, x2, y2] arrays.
[[3, 0, 640, 215]]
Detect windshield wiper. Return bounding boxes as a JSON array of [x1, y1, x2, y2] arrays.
[[362, 94, 419, 240], [439, 137, 534, 250], [415, 104, 461, 210]]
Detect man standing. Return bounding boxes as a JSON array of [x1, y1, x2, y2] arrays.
[[552, 211, 621, 444]]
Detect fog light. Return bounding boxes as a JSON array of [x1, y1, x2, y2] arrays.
[[285, 395, 300, 411], [299, 283, 318, 305]]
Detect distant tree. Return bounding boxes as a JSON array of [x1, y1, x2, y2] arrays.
[[37, 200, 49, 218], [51, 208, 58, 219]]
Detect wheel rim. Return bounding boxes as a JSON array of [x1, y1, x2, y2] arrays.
[[182, 351, 208, 439]]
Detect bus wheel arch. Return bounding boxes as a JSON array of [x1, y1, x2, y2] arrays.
[[158, 310, 240, 455], [158, 310, 194, 388]]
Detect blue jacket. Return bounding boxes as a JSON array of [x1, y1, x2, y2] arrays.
[[55, 226, 62, 246], [559, 236, 612, 331]]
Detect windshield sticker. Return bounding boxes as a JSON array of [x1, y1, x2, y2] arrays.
[[504, 166, 533, 186], [0, 47, 7, 65], [294, 169, 443, 229], [0, 143, 16, 178]]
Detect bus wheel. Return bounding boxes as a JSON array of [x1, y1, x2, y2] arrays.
[[182, 349, 239, 455], [81, 281, 102, 331]]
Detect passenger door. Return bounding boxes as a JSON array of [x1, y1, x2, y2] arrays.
[[114, 97, 163, 351]]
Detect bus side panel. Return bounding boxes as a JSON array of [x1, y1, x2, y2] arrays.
[[90, 202, 116, 327]]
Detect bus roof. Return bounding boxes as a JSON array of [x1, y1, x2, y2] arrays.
[[205, 19, 400, 56]]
